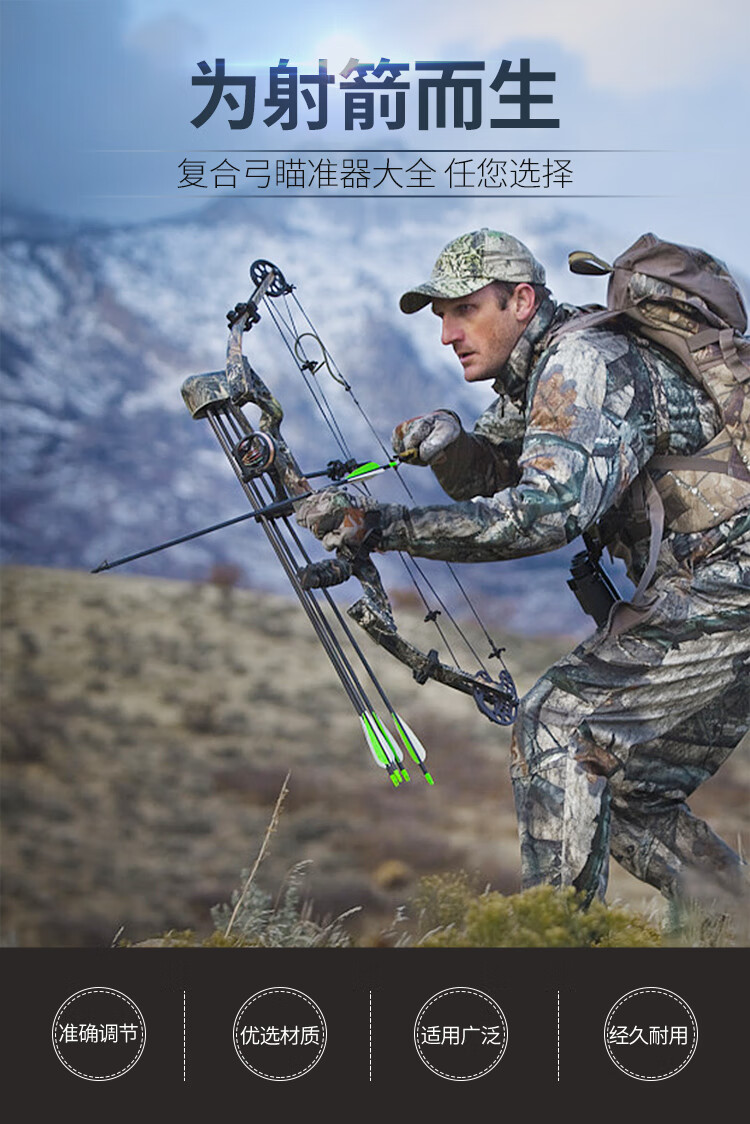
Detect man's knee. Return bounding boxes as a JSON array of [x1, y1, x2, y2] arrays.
[[511, 673, 622, 787], [510, 674, 571, 778]]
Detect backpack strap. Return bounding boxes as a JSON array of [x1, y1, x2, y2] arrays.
[[712, 327, 750, 384], [650, 454, 735, 474], [630, 473, 665, 605]]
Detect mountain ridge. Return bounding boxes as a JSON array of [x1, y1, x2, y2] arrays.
[[1, 198, 647, 632]]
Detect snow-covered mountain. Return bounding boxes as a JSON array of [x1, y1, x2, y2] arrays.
[[0, 198, 622, 634]]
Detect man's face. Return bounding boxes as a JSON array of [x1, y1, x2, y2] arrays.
[[432, 283, 530, 382]]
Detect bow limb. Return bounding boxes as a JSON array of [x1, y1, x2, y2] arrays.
[[300, 551, 517, 724]]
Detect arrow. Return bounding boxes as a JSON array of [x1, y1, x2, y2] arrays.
[[391, 711, 433, 784], [91, 454, 416, 573]]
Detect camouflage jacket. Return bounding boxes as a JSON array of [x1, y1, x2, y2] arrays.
[[376, 297, 749, 583]]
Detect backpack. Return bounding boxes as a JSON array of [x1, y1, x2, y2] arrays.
[[560, 233, 750, 599]]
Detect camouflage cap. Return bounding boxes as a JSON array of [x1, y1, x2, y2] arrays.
[[399, 228, 546, 313]]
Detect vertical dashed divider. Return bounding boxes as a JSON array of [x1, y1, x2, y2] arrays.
[[557, 990, 560, 1083]]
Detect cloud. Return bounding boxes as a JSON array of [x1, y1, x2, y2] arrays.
[[457, 0, 748, 93], [125, 0, 747, 94], [262, 0, 749, 96]]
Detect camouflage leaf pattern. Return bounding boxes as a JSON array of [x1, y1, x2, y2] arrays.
[[378, 296, 750, 903], [379, 299, 725, 577]]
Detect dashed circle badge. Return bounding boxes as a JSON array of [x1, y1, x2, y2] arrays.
[[604, 987, 698, 1081], [414, 986, 508, 1081], [52, 987, 146, 1080], [233, 987, 327, 1080]]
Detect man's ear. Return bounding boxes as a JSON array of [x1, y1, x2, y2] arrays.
[[512, 283, 537, 324]]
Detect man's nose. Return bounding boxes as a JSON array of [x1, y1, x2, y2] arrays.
[[441, 316, 462, 346]]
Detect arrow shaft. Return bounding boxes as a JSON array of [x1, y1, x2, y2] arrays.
[[91, 510, 263, 572], [91, 458, 406, 573]]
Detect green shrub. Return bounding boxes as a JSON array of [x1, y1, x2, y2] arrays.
[[408, 877, 661, 948]]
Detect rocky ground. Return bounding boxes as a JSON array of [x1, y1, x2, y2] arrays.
[[2, 564, 748, 947]]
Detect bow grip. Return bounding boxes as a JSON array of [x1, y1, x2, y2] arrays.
[[298, 556, 354, 590]]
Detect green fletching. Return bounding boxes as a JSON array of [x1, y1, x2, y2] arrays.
[[392, 712, 427, 763], [360, 714, 390, 768], [343, 459, 397, 482], [345, 460, 381, 478], [372, 711, 403, 762], [392, 712, 433, 783]]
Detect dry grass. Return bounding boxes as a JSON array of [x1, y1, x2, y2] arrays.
[[1, 563, 747, 946]]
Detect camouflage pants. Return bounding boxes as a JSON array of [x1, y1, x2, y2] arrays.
[[510, 540, 750, 904]]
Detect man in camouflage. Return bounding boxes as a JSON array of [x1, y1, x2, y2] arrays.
[[298, 228, 750, 909]]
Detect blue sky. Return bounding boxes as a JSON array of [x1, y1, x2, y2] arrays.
[[1, 0, 748, 270]]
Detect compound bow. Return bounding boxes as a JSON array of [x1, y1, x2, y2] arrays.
[[91, 257, 517, 786], [178, 259, 519, 785]]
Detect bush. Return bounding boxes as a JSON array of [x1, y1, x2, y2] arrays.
[[407, 876, 662, 948]]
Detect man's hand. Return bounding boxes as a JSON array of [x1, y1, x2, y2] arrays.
[[295, 488, 371, 552], [391, 410, 462, 466]]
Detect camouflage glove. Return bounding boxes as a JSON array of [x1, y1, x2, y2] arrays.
[[295, 488, 379, 552], [391, 409, 463, 466]]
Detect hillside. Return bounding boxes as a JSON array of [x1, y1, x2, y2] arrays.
[[2, 564, 748, 947]]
